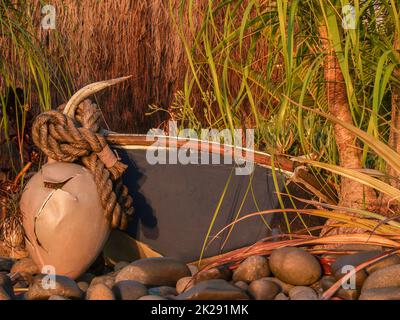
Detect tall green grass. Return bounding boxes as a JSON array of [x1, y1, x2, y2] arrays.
[[168, 0, 400, 257], [0, 0, 73, 174]]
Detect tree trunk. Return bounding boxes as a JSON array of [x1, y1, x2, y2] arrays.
[[318, 25, 378, 236]]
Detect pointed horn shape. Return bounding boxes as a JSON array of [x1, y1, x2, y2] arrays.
[[63, 75, 132, 118]]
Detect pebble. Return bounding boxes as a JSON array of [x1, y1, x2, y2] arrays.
[[234, 281, 249, 291], [149, 286, 177, 297], [333, 267, 367, 289], [26, 275, 83, 300], [232, 256, 270, 283], [10, 258, 39, 276], [289, 286, 318, 300], [0, 257, 14, 272], [319, 276, 359, 300], [112, 280, 147, 300], [274, 292, 289, 300], [262, 277, 294, 294], [359, 287, 400, 300], [330, 250, 383, 285], [194, 266, 232, 284], [361, 264, 400, 292], [366, 255, 400, 274], [138, 295, 167, 300], [248, 279, 280, 300], [86, 283, 115, 300], [77, 281, 89, 293], [176, 277, 194, 294], [269, 247, 322, 285], [175, 279, 249, 300], [90, 274, 115, 289], [116, 257, 191, 286], [114, 261, 129, 272], [48, 295, 70, 300]]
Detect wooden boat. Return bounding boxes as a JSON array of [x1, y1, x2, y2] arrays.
[[106, 133, 324, 262]]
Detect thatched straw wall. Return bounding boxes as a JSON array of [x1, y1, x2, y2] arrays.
[[33, 0, 192, 132]]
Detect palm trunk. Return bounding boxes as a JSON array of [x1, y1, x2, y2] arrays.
[[318, 25, 377, 236]]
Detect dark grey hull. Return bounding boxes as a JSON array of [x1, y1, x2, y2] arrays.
[[115, 145, 316, 262]]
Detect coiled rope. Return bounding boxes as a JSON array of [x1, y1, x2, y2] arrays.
[[31, 78, 133, 230]]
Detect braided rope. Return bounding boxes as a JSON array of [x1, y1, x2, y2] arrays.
[[32, 99, 133, 230]]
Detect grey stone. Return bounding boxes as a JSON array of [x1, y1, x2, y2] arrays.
[[248, 279, 280, 300], [359, 287, 400, 300], [269, 247, 322, 285], [90, 273, 116, 289], [366, 255, 400, 274], [320, 276, 359, 300], [194, 266, 232, 284], [176, 279, 249, 300], [48, 295, 70, 300], [289, 286, 318, 300], [112, 280, 147, 300], [274, 292, 289, 300], [116, 257, 191, 286], [149, 286, 177, 297], [362, 264, 400, 292], [138, 295, 167, 300], [234, 281, 249, 291], [26, 275, 82, 300], [262, 277, 294, 294], [86, 283, 115, 300], [232, 256, 270, 283]]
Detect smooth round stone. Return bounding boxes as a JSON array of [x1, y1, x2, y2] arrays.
[[362, 264, 400, 292], [90, 274, 115, 289], [77, 281, 89, 293], [234, 281, 249, 291], [262, 277, 294, 294], [112, 280, 147, 300], [333, 267, 367, 289], [114, 261, 129, 272], [319, 276, 359, 300], [232, 256, 270, 283], [175, 279, 249, 300], [149, 286, 177, 297], [138, 295, 167, 300], [331, 250, 383, 284], [26, 275, 82, 300], [48, 295, 70, 300], [248, 279, 280, 300], [176, 277, 194, 294], [269, 247, 322, 285], [194, 266, 232, 284], [11, 258, 39, 276], [359, 287, 400, 300], [289, 286, 318, 300], [366, 255, 400, 274], [116, 257, 191, 286], [274, 292, 289, 300], [0, 258, 14, 272], [86, 283, 115, 300]]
